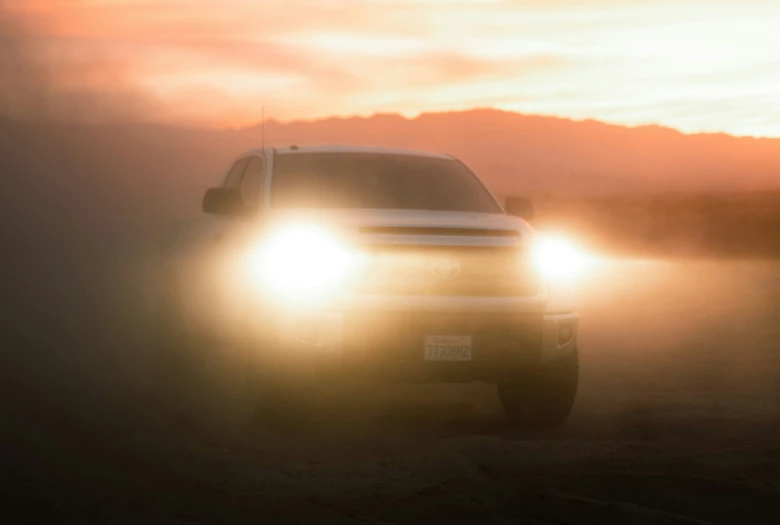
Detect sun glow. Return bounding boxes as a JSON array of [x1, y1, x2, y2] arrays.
[[4, 0, 780, 136]]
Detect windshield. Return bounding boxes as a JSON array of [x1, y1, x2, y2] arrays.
[[270, 152, 501, 213]]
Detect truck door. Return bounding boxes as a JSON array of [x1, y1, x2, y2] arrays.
[[196, 155, 267, 342]]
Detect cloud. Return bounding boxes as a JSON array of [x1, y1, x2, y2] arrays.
[[0, 6, 162, 123], [2, 0, 780, 136]]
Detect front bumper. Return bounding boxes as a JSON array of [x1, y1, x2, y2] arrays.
[[267, 296, 578, 383]]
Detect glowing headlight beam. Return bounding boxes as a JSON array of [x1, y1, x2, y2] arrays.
[[247, 225, 358, 297], [533, 235, 588, 279]]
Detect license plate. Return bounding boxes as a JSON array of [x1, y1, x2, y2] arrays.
[[424, 335, 472, 361]]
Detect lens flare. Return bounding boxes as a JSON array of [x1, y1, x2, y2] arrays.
[[248, 225, 358, 299], [533, 234, 588, 279]]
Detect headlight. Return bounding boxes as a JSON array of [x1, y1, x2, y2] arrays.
[[248, 225, 358, 298], [533, 234, 587, 279]]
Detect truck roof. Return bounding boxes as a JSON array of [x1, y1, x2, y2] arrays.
[[242, 144, 454, 160]]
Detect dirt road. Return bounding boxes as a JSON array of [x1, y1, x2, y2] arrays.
[[3, 254, 780, 524]]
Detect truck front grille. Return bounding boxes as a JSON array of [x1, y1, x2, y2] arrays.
[[358, 226, 520, 237], [350, 244, 540, 297]]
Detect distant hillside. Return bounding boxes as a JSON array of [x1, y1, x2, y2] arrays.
[[256, 109, 780, 198], [2, 110, 780, 255]]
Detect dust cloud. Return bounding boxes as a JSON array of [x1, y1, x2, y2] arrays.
[[0, 7, 160, 124], [4, 244, 780, 523], [2, 24, 780, 517]]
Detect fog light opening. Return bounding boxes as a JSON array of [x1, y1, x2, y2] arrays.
[[558, 323, 574, 346]]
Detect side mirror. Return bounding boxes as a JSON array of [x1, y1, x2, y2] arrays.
[[505, 196, 535, 222], [202, 188, 245, 215]]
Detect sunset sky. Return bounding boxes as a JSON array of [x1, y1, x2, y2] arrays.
[[2, 0, 779, 137]]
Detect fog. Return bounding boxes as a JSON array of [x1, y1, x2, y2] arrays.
[[5, 241, 780, 522], [2, 123, 780, 524], [2, 18, 780, 516]]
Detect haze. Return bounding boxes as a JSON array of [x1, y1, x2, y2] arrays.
[[3, 2, 780, 524], [3, 0, 780, 136]]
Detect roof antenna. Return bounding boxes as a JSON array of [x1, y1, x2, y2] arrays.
[[261, 105, 265, 149]]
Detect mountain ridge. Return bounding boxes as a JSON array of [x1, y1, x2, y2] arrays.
[[2, 110, 779, 253], [247, 108, 776, 141], [238, 108, 780, 197]]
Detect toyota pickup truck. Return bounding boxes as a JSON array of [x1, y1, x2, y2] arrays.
[[156, 145, 581, 427]]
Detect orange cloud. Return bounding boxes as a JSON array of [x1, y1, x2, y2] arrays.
[[2, 0, 780, 136]]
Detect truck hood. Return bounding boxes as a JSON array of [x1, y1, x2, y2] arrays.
[[266, 209, 535, 245]]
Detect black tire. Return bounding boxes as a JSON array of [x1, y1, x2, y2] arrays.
[[498, 350, 579, 428]]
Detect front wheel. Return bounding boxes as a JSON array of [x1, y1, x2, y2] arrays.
[[498, 350, 579, 428]]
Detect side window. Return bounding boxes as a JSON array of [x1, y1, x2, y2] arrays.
[[224, 158, 249, 188], [239, 156, 265, 210]]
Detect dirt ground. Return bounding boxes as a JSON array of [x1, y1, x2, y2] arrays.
[[3, 252, 780, 524]]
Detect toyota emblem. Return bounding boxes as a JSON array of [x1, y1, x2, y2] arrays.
[[431, 258, 460, 279]]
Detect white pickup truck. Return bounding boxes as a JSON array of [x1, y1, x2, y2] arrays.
[[157, 145, 580, 427]]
